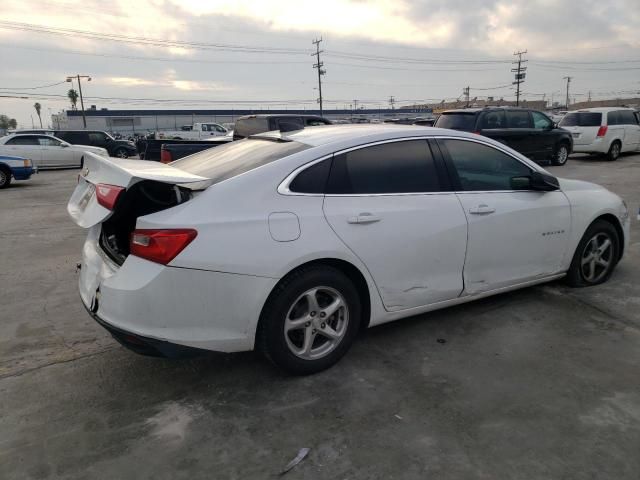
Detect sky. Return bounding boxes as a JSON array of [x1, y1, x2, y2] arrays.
[[1, 0, 639, 127]]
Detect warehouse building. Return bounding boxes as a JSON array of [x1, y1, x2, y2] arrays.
[[51, 107, 433, 135]]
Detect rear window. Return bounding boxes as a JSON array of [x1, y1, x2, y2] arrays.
[[435, 113, 477, 131], [560, 112, 602, 127], [234, 118, 270, 138], [171, 138, 309, 184]]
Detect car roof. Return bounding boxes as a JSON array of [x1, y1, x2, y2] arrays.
[[256, 124, 482, 147], [237, 114, 324, 119], [570, 107, 637, 113]]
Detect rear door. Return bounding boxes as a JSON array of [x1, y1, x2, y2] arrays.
[[2, 135, 43, 167], [618, 110, 640, 151], [437, 138, 571, 293], [606, 111, 626, 146], [322, 139, 468, 311], [503, 110, 535, 156]]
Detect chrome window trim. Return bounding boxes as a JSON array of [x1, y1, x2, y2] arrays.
[[277, 135, 544, 197]]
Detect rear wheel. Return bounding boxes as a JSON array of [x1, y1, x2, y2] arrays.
[[566, 220, 619, 287], [258, 265, 361, 375], [607, 141, 621, 161], [552, 142, 570, 166], [0, 167, 11, 188]]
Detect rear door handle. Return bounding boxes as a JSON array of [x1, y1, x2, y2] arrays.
[[347, 213, 381, 224], [469, 204, 496, 215]]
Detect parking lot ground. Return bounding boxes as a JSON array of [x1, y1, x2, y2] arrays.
[[1, 153, 639, 479]]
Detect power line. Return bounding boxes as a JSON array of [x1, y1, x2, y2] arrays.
[[0, 80, 68, 90]]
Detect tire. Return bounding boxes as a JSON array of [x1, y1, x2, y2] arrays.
[[551, 142, 570, 166], [606, 141, 621, 161], [257, 265, 361, 375], [0, 167, 11, 189], [566, 219, 619, 287], [114, 148, 128, 159]]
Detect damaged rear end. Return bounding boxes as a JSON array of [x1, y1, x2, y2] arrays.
[[68, 153, 209, 355]]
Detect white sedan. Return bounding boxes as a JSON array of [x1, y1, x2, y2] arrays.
[[68, 125, 630, 374], [0, 134, 108, 168]]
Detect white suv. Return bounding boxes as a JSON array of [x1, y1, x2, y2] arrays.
[[559, 107, 640, 161]]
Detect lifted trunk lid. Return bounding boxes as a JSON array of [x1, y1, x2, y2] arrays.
[[68, 153, 207, 228]]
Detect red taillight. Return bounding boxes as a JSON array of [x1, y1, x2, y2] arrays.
[[597, 126, 608, 137], [96, 183, 125, 210], [130, 229, 197, 265], [160, 149, 173, 164], [472, 131, 481, 135]]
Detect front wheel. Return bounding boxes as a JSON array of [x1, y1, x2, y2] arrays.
[[257, 265, 361, 375], [0, 167, 11, 188], [114, 148, 129, 159], [551, 143, 569, 166], [566, 220, 619, 287]]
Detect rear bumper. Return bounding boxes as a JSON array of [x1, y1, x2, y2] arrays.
[[78, 227, 278, 354]]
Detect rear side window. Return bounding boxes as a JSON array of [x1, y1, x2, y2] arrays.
[[289, 159, 331, 193], [58, 132, 88, 144], [479, 111, 506, 129], [607, 111, 620, 126], [327, 140, 440, 194], [560, 112, 602, 127], [6, 135, 39, 145], [617, 110, 637, 125], [305, 118, 331, 126], [274, 117, 304, 131], [171, 138, 309, 184], [506, 111, 533, 128], [441, 139, 532, 191], [435, 113, 477, 131]]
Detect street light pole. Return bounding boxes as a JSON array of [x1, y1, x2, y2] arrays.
[[67, 74, 91, 129]]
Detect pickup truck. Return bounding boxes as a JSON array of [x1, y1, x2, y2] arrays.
[[156, 123, 229, 140], [140, 137, 232, 162]]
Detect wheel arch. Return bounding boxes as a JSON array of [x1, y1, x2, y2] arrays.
[[260, 258, 372, 333], [593, 213, 625, 261]]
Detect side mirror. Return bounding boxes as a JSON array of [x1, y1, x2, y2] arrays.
[[60, 142, 69, 148], [530, 171, 560, 191], [510, 176, 531, 190]]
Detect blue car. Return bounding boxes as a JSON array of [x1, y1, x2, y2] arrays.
[[0, 154, 36, 188]]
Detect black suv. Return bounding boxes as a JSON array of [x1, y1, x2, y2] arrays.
[[434, 107, 573, 166], [233, 114, 332, 140], [54, 130, 138, 158]]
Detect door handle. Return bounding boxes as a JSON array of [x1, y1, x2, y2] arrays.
[[347, 213, 381, 224], [469, 204, 496, 215]]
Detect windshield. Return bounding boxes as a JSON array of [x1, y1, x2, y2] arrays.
[[171, 138, 310, 184], [560, 112, 602, 127], [435, 113, 477, 131]]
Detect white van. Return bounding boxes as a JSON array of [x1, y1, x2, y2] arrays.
[[559, 107, 640, 161]]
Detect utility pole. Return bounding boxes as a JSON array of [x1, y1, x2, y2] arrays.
[[563, 76, 573, 109], [353, 99, 358, 114], [463, 86, 470, 107], [67, 74, 91, 128], [312, 38, 326, 117], [587, 90, 592, 102], [389, 95, 395, 110], [512, 50, 528, 107]]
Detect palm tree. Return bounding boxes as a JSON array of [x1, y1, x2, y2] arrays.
[[33, 103, 43, 128], [67, 89, 79, 110]]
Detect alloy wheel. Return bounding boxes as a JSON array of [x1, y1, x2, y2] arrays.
[[581, 232, 613, 283], [0, 169, 7, 187], [556, 145, 568, 165], [284, 286, 349, 360], [116, 150, 128, 158], [611, 143, 620, 160]]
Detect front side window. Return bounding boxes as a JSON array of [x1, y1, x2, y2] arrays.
[[6, 135, 39, 145], [441, 139, 532, 191], [506, 111, 533, 128], [327, 140, 440, 194], [532, 111, 553, 129]]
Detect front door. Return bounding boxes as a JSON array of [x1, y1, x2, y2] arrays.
[[38, 136, 71, 167], [322, 139, 468, 311], [437, 138, 571, 294], [530, 111, 558, 159]]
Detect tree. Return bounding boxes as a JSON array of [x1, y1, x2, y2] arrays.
[[9, 118, 17, 129], [0, 115, 19, 130], [68, 89, 79, 110], [34, 102, 43, 128]]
